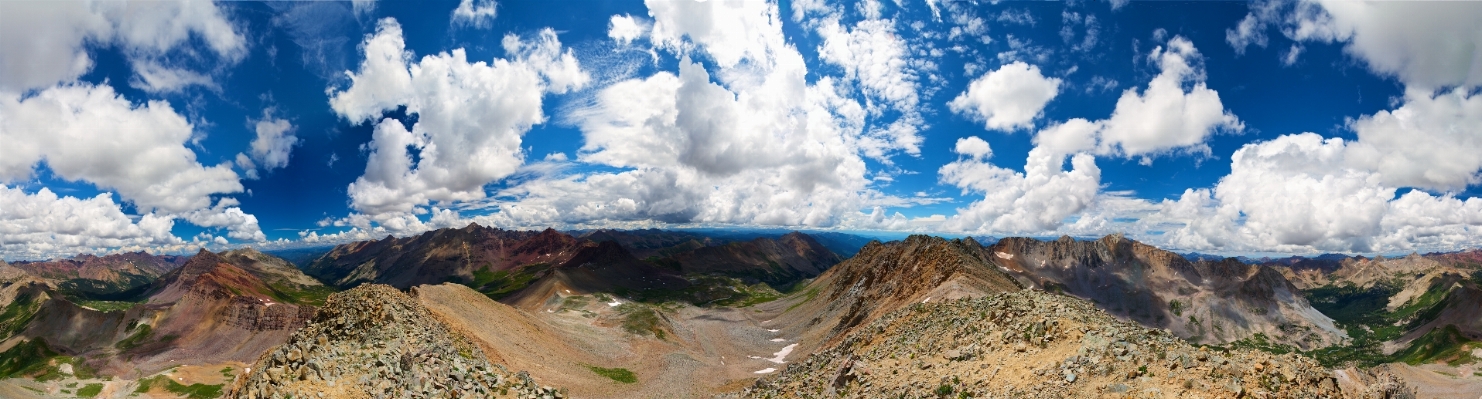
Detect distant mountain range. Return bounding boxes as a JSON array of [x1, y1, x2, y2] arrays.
[[6, 226, 1478, 397]]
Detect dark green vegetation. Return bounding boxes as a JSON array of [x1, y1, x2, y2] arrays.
[[0, 339, 97, 381], [135, 375, 224, 399], [786, 287, 820, 312], [463, 263, 550, 300], [76, 382, 104, 397], [615, 274, 782, 307], [585, 365, 637, 383], [57, 273, 155, 301], [265, 283, 337, 307], [74, 299, 138, 313], [0, 339, 57, 378], [1229, 278, 1476, 368], [0, 290, 42, 337], [615, 303, 667, 339], [114, 323, 154, 350], [1393, 324, 1477, 366]]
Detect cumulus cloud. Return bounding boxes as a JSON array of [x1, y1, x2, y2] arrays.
[[1343, 88, 1482, 192], [451, 0, 498, 29], [948, 61, 1062, 132], [0, 83, 243, 214], [1153, 133, 1482, 253], [1097, 37, 1243, 159], [393, 0, 926, 233], [608, 14, 648, 45], [183, 200, 266, 242], [0, 185, 182, 260], [328, 18, 587, 215], [0, 0, 244, 92], [816, 17, 919, 114], [940, 138, 1101, 233], [1029, 37, 1240, 163], [247, 113, 300, 173]]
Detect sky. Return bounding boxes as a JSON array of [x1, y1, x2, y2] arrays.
[[3, 0, 1482, 260]]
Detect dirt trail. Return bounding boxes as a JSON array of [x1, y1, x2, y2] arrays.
[[1388, 363, 1482, 399]]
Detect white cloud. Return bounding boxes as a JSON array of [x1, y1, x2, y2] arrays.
[[0, 0, 245, 92], [1034, 118, 1100, 154], [1225, 12, 1268, 55], [1233, 0, 1482, 89], [608, 14, 649, 45], [940, 138, 1101, 233], [184, 201, 266, 242], [248, 114, 300, 173], [328, 18, 587, 215], [0, 83, 243, 214], [948, 61, 1062, 132], [1096, 37, 1243, 160], [817, 17, 919, 113], [1344, 88, 1482, 192], [451, 0, 498, 29], [0, 185, 182, 260], [1152, 133, 1482, 253], [128, 60, 218, 93]]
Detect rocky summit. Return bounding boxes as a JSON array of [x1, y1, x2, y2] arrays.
[[742, 290, 1411, 399], [232, 284, 559, 399]]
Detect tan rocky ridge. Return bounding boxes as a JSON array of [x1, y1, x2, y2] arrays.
[[741, 290, 1413, 399], [232, 284, 559, 399]]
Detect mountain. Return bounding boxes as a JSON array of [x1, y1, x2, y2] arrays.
[[304, 225, 587, 289], [579, 228, 718, 259], [665, 232, 841, 286], [764, 236, 1021, 351], [747, 290, 1374, 398], [10, 251, 186, 299], [232, 284, 559, 399], [4, 248, 327, 379], [980, 234, 1343, 350], [805, 232, 875, 258]]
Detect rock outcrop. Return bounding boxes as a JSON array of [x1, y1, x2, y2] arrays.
[[233, 284, 559, 399], [744, 290, 1390, 398]]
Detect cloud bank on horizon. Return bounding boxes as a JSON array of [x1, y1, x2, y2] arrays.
[[2, 0, 1482, 259]]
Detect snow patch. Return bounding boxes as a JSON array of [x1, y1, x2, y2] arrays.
[[766, 343, 798, 364], [996, 251, 1014, 259], [767, 329, 779, 332], [922, 297, 931, 303], [754, 368, 776, 374], [607, 300, 621, 307], [770, 338, 786, 342]]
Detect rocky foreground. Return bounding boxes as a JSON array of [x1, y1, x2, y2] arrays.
[[231, 284, 561, 399], [741, 290, 1414, 399]]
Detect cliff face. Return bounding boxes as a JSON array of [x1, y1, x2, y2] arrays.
[[981, 235, 1342, 350]]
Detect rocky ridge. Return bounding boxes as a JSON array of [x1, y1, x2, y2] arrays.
[[743, 290, 1410, 398], [233, 284, 560, 399]]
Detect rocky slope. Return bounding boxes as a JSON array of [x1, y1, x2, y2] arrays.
[[982, 235, 1343, 350], [232, 284, 559, 399], [743, 290, 1407, 399], [765, 236, 1021, 353]]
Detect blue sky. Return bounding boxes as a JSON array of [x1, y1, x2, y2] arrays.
[[3, 0, 1482, 260]]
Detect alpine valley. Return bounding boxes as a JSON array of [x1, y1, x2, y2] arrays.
[[3, 225, 1477, 398]]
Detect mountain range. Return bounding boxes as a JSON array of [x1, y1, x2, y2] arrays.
[[2, 225, 1478, 398]]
